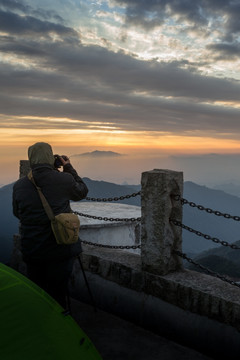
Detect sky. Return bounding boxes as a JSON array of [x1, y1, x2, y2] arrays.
[[0, 0, 240, 186]]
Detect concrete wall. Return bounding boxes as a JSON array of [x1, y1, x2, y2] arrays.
[[71, 248, 240, 359], [71, 202, 141, 255]]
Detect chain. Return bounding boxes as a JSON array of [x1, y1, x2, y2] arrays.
[[81, 239, 141, 250], [74, 211, 141, 223], [86, 191, 141, 202], [170, 219, 240, 250], [173, 250, 240, 289], [172, 195, 240, 221]]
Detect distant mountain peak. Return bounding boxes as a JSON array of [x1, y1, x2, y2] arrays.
[[72, 150, 124, 157]]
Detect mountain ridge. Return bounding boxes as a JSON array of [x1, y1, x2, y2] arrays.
[[185, 239, 240, 279], [71, 150, 124, 157]]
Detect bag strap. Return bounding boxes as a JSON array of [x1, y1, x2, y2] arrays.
[[27, 170, 55, 221]]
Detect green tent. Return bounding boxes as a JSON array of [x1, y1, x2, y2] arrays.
[[0, 263, 102, 360]]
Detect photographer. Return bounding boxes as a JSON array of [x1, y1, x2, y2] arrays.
[[12, 142, 88, 309]]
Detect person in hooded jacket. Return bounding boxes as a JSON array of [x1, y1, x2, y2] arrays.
[[12, 142, 88, 309]]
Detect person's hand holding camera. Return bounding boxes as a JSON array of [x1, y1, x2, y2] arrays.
[[59, 155, 70, 166], [54, 154, 70, 168]]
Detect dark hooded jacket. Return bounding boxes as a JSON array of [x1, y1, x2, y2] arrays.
[[12, 142, 88, 263]]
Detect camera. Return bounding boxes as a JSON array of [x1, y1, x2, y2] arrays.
[[54, 154, 68, 168]]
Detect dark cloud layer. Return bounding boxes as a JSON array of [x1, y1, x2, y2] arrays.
[[0, 0, 64, 23], [0, 10, 77, 37], [115, 0, 240, 62], [0, 0, 29, 12], [114, 0, 240, 38], [207, 43, 240, 60], [0, 1, 239, 138]]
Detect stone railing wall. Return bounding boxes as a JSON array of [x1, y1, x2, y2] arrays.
[[13, 161, 240, 358]]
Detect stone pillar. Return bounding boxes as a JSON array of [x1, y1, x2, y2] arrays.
[[20, 160, 31, 178], [141, 169, 183, 275]]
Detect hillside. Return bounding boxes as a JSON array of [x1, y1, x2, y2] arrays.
[[212, 183, 240, 198], [0, 183, 19, 263], [83, 178, 141, 206], [185, 240, 240, 279], [182, 181, 240, 254], [1, 178, 240, 264], [194, 239, 240, 264]]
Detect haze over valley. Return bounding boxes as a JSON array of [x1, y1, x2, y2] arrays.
[[4, 150, 240, 193]]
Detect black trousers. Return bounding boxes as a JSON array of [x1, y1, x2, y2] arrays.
[[26, 257, 74, 309]]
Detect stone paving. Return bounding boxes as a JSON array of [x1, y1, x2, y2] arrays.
[[71, 298, 213, 360]]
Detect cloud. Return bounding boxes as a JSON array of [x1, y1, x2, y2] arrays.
[[0, 0, 30, 12], [0, 73, 239, 135], [222, 2, 240, 42], [0, 1, 239, 140], [1, 37, 239, 101], [0, 0, 64, 23], [0, 9, 78, 37], [113, 0, 240, 42], [207, 42, 240, 61]]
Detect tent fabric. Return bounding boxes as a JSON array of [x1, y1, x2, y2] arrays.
[[0, 263, 102, 360]]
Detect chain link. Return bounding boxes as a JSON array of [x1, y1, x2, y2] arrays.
[[75, 192, 141, 249], [74, 210, 141, 223], [78, 191, 240, 287], [81, 239, 141, 250], [170, 219, 240, 250], [173, 250, 240, 289], [172, 195, 240, 221], [86, 191, 141, 202]]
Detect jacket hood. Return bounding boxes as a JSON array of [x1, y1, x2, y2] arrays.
[[28, 142, 55, 167]]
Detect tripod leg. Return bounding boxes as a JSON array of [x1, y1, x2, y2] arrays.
[[77, 255, 97, 312], [66, 287, 72, 315]]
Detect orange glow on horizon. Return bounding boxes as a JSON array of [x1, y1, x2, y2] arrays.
[[1, 127, 240, 156]]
